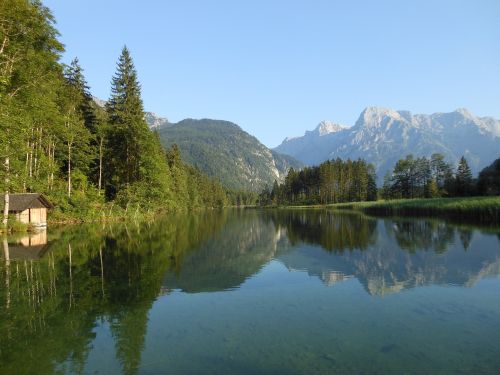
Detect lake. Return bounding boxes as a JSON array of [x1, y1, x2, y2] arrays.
[[1, 209, 500, 374]]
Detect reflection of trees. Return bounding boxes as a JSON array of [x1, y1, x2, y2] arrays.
[[0, 211, 229, 375], [385, 219, 455, 253], [458, 229, 473, 251], [163, 210, 281, 292], [265, 210, 378, 252]]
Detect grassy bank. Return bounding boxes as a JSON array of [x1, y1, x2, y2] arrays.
[[328, 196, 500, 223]]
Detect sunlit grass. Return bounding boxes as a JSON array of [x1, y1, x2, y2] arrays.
[[327, 196, 500, 223]]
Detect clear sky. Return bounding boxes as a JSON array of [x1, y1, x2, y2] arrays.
[[44, 0, 500, 147]]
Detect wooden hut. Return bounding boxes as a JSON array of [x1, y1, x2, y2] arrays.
[[2, 193, 52, 227]]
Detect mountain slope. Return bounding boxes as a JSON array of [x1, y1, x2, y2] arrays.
[[275, 107, 500, 182], [157, 118, 303, 191]]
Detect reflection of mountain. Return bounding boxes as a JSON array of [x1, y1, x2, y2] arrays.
[[162, 210, 284, 292], [276, 217, 500, 296]]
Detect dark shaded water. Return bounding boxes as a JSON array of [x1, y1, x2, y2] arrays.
[[1, 210, 500, 374]]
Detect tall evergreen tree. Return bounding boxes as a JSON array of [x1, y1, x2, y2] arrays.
[[60, 60, 93, 197], [455, 156, 474, 196], [105, 46, 170, 204]]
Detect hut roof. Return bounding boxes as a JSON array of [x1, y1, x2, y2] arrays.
[[1, 193, 53, 211]]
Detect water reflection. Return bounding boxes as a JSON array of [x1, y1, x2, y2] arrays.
[[0, 209, 499, 374]]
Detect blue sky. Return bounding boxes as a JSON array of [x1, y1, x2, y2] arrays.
[[44, 0, 500, 147]]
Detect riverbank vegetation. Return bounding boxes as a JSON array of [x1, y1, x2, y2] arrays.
[[329, 196, 500, 223], [0, 0, 240, 228]]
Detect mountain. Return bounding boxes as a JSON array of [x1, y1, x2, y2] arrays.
[[275, 107, 500, 182], [156, 118, 304, 191], [277, 121, 347, 165], [144, 112, 169, 129]]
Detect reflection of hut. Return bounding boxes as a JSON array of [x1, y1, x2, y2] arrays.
[[2, 193, 52, 227], [6, 231, 50, 260]]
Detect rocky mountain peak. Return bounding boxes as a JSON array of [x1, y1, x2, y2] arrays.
[[315, 121, 346, 136], [455, 107, 473, 117], [356, 107, 408, 128]]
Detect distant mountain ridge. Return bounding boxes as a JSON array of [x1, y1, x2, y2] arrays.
[[275, 107, 500, 181], [156, 118, 303, 191]]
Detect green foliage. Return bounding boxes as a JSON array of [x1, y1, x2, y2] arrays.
[[157, 119, 303, 192], [454, 156, 475, 196], [6, 215, 29, 232], [260, 158, 377, 206], [477, 157, 500, 195], [331, 196, 500, 224], [383, 153, 466, 199], [104, 47, 170, 201]]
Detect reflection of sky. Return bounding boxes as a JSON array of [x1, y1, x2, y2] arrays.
[[83, 257, 500, 374]]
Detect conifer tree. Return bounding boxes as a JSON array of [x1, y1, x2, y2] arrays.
[[60, 60, 93, 197], [455, 156, 474, 196], [105, 46, 170, 205]]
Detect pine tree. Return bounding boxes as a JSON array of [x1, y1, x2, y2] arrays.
[[455, 156, 474, 196], [60, 60, 93, 197], [105, 46, 170, 204]]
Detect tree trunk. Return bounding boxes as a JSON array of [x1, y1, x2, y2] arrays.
[[50, 140, 55, 190], [3, 157, 9, 230]]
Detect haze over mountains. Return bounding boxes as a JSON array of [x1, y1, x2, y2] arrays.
[[275, 107, 500, 181]]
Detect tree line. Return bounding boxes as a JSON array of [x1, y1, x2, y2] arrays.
[[1, 0, 233, 227], [381, 153, 499, 199], [259, 158, 378, 206], [259, 153, 500, 207]]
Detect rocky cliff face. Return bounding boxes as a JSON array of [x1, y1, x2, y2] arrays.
[[275, 107, 500, 182]]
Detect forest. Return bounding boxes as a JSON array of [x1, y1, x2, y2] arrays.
[[0, 0, 232, 227], [259, 153, 500, 207], [259, 158, 378, 206], [380, 154, 500, 199]]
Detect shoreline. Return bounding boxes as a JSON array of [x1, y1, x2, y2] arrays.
[[259, 196, 500, 225]]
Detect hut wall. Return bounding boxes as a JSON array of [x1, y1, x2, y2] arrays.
[[16, 209, 30, 224], [29, 208, 46, 225]]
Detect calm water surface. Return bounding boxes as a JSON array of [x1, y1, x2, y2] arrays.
[[1, 210, 500, 374]]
